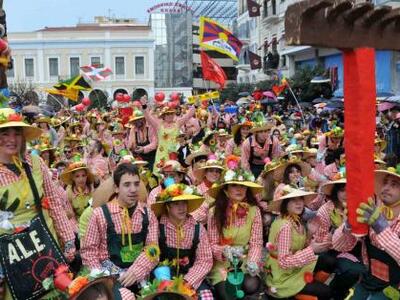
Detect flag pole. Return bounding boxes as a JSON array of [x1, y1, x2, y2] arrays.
[[286, 82, 306, 126]]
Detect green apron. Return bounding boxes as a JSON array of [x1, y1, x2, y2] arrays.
[[0, 156, 65, 300], [154, 125, 180, 174], [66, 185, 91, 218], [101, 204, 149, 269], [265, 217, 317, 298], [209, 206, 257, 285]]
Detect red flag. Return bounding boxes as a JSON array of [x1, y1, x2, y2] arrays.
[[200, 51, 227, 89], [272, 84, 286, 96]]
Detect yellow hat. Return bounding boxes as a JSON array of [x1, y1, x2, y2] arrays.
[[268, 186, 317, 212], [193, 156, 225, 182], [375, 165, 400, 194], [151, 184, 204, 217], [0, 108, 42, 141], [60, 154, 94, 185], [273, 156, 312, 182], [320, 178, 347, 196]]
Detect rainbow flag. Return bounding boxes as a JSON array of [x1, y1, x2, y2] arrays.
[[199, 17, 243, 61]]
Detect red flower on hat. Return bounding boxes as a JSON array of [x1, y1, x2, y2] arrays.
[[8, 114, 23, 122], [226, 155, 240, 170], [304, 271, 314, 284]]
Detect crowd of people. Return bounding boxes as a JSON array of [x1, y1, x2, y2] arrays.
[[0, 94, 399, 300]]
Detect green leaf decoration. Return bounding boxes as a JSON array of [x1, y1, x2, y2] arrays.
[[0, 190, 9, 211], [7, 198, 20, 212]]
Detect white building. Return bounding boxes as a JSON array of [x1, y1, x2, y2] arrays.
[[7, 16, 155, 106]]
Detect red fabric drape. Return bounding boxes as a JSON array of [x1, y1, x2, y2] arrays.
[[343, 48, 376, 236]]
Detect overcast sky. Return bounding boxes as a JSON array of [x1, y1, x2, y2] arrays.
[[5, 0, 161, 32]]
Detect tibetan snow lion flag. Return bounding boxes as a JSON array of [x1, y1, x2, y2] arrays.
[[199, 16, 243, 61]]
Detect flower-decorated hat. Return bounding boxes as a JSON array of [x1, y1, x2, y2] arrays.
[[35, 142, 56, 153], [36, 114, 51, 124], [184, 150, 209, 166], [151, 183, 204, 217], [375, 164, 400, 193], [325, 126, 344, 139], [207, 155, 263, 199], [0, 108, 42, 141], [231, 119, 253, 137], [159, 156, 187, 175], [159, 106, 176, 117], [320, 174, 347, 196], [193, 153, 225, 182], [128, 108, 145, 123], [268, 185, 317, 213], [60, 154, 94, 185], [119, 151, 148, 168], [250, 111, 274, 133], [260, 158, 285, 178], [273, 156, 312, 182]]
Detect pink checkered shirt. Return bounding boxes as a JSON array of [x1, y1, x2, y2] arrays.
[[0, 154, 75, 244], [207, 205, 263, 263], [159, 215, 213, 289], [81, 201, 159, 282], [314, 200, 336, 243], [86, 154, 110, 180], [332, 213, 400, 265], [274, 218, 318, 269], [147, 185, 162, 206], [191, 181, 211, 224]]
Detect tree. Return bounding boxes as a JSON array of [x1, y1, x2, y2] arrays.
[[9, 80, 39, 105]]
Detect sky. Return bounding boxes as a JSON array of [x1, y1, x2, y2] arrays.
[[5, 0, 162, 32]]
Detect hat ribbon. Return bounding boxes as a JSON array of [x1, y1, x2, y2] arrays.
[[381, 200, 400, 221], [12, 156, 30, 205], [120, 207, 133, 250]]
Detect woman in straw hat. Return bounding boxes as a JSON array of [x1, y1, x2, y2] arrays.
[[334, 165, 400, 299], [265, 186, 332, 299], [35, 114, 59, 147], [149, 183, 214, 299], [226, 119, 253, 156], [313, 176, 367, 300], [80, 163, 159, 297], [241, 121, 283, 178], [61, 154, 95, 221], [272, 156, 312, 201], [0, 108, 76, 300], [141, 97, 195, 174], [184, 149, 209, 185], [207, 156, 265, 299], [191, 154, 224, 223]]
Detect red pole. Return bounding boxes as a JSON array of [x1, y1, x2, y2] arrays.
[[343, 48, 375, 236]]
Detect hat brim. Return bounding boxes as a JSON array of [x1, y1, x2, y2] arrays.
[[273, 161, 312, 182], [141, 292, 192, 300], [92, 177, 148, 208], [250, 124, 273, 133], [151, 194, 204, 217], [207, 181, 263, 199], [260, 164, 282, 178], [193, 165, 224, 182], [0, 122, 43, 141], [184, 151, 209, 165], [320, 178, 347, 196], [374, 170, 400, 195], [268, 190, 317, 213], [60, 166, 95, 185], [69, 276, 116, 300]]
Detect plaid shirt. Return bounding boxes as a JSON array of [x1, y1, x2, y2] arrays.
[[147, 185, 162, 206], [332, 214, 400, 265], [0, 155, 75, 244], [81, 201, 159, 282], [241, 136, 282, 172], [86, 154, 110, 180], [191, 181, 211, 224], [159, 215, 213, 289], [275, 218, 318, 269], [207, 205, 263, 263], [119, 288, 136, 300], [314, 200, 335, 243]]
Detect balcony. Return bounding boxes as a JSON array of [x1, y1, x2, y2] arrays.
[[262, 13, 280, 26]]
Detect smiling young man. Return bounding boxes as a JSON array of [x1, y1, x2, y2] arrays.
[[332, 165, 400, 299], [81, 163, 159, 299]]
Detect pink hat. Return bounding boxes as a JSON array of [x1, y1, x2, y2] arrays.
[[395, 112, 400, 120], [377, 102, 395, 112]]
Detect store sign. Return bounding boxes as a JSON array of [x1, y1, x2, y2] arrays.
[[147, 2, 192, 14]]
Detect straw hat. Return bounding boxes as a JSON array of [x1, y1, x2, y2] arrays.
[[273, 157, 312, 182], [374, 138, 387, 151], [60, 155, 95, 185], [68, 276, 116, 300], [268, 185, 317, 212], [320, 178, 347, 196], [185, 150, 209, 166], [216, 128, 231, 138], [260, 158, 285, 178], [207, 155, 263, 199], [129, 109, 145, 122], [159, 106, 176, 117], [151, 184, 204, 217], [193, 155, 225, 182], [231, 120, 253, 137], [375, 164, 400, 194], [36, 142, 55, 153], [161, 159, 187, 174], [36, 115, 51, 124], [65, 134, 81, 143], [120, 154, 148, 168], [0, 108, 42, 141], [249, 121, 274, 133]]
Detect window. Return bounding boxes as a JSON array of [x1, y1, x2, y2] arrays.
[[135, 56, 144, 75], [70, 57, 80, 77], [263, 0, 268, 17], [272, 0, 277, 15], [6, 58, 14, 77], [115, 56, 125, 75], [91, 56, 101, 67], [24, 58, 34, 77], [49, 58, 59, 77]]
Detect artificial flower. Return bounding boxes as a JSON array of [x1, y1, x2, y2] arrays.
[[41, 197, 50, 210], [69, 276, 89, 295], [304, 271, 314, 284]]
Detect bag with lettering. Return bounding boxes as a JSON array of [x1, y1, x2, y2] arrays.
[[0, 162, 67, 300]]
